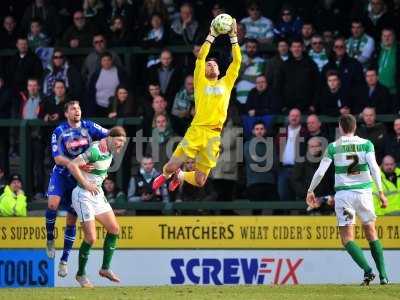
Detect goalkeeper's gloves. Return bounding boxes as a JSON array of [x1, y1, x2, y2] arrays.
[[206, 20, 219, 43], [229, 18, 238, 44]]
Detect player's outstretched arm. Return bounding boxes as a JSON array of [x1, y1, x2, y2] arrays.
[[67, 156, 99, 196], [224, 18, 242, 87], [194, 24, 217, 83]]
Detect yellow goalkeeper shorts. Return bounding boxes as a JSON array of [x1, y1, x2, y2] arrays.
[[173, 125, 221, 175]]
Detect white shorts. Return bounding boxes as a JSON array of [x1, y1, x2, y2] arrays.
[[334, 190, 376, 227], [72, 186, 112, 222]]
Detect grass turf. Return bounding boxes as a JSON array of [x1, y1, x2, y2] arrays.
[[0, 285, 399, 300]]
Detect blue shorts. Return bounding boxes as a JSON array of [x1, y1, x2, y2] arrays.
[[47, 171, 77, 215]]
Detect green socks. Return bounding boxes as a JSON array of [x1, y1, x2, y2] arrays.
[[102, 233, 118, 270], [370, 240, 388, 280], [344, 241, 372, 273], [77, 240, 92, 276]]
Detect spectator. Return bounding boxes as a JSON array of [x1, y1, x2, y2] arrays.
[[301, 21, 315, 50], [108, 0, 135, 30], [309, 34, 328, 72], [363, 0, 396, 41], [265, 39, 289, 94], [7, 37, 43, 92], [240, 1, 274, 44], [292, 137, 334, 201], [42, 49, 82, 99], [139, 0, 169, 27], [61, 10, 95, 48], [384, 118, 400, 165], [27, 18, 50, 51], [146, 113, 176, 170], [273, 5, 302, 40], [176, 159, 217, 214], [212, 110, 241, 209], [127, 156, 169, 203], [0, 78, 12, 173], [83, 0, 106, 30], [144, 95, 168, 137], [277, 108, 307, 201], [246, 75, 280, 116], [82, 34, 122, 82], [244, 121, 278, 214], [171, 74, 194, 136], [40, 79, 69, 123], [305, 114, 331, 144], [236, 23, 247, 49], [322, 29, 335, 55], [108, 16, 133, 47], [318, 70, 351, 116], [170, 2, 199, 45], [322, 37, 364, 97], [373, 155, 400, 215], [357, 107, 387, 163], [279, 38, 319, 113], [346, 19, 375, 69], [352, 68, 392, 114], [142, 13, 169, 48], [87, 51, 128, 117], [19, 78, 45, 198], [103, 176, 126, 205], [0, 174, 27, 217], [21, 0, 60, 39], [0, 16, 17, 49], [312, 0, 348, 35], [373, 28, 400, 109], [148, 49, 182, 105], [235, 39, 266, 110], [108, 85, 134, 118]]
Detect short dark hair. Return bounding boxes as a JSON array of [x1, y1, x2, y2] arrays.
[[30, 17, 42, 26], [290, 37, 303, 46], [246, 38, 258, 45], [326, 69, 340, 79], [53, 79, 66, 87], [64, 100, 80, 112], [100, 51, 113, 60], [365, 67, 378, 74], [108, 126, 126, 137], [206, 57, 219, 64], [351, 18, 364, 27], [339, 114, 357, 134], [252, 120, 266, 130]]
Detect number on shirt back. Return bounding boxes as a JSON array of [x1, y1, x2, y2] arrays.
[[346, 154, 360, 175]]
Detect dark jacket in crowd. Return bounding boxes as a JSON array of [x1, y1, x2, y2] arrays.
[[148, 63, 182, 106], [322, 54, 364, 97], [363, 12, 397, 42], [61, 23, 96, 48], [292, 154, 334, 199], [6, 51, 43, 92], [244, 137, 278, 187], [0, 29, 18, 49], [0, 86, 13, 118], [318, 86, 351, 116], [351, 83, 392, 114], [279, 55, 320, 112], [264, 54, 286, 95], [384, 134, 400, 166], [39, 95, 69, 122], [246, 87, 281, 115], [356, 122, 387, 163], [20, 3, 60, 38]]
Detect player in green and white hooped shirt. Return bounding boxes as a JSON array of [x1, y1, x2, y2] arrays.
[[307, 114, 389, 285], [68, 126, 127, 288]]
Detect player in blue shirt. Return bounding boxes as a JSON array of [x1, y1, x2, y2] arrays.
[[45, 101, 108, 277]]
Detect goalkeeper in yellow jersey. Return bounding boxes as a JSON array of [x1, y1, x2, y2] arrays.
[[153, 19, 241, 192]]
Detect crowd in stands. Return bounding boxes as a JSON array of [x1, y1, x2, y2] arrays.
[[0, 0, 400, 216]]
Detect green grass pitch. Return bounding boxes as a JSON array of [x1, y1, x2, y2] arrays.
[[1, 285, 399, 300]]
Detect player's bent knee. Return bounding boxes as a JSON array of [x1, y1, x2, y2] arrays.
[[48, 197, 60, 210], [66, 213, 77, 226], [363, 223, 377, 241], [108, 224, 119, 235], [194, 172, 207, 187], [85, 235, 96, 245]]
